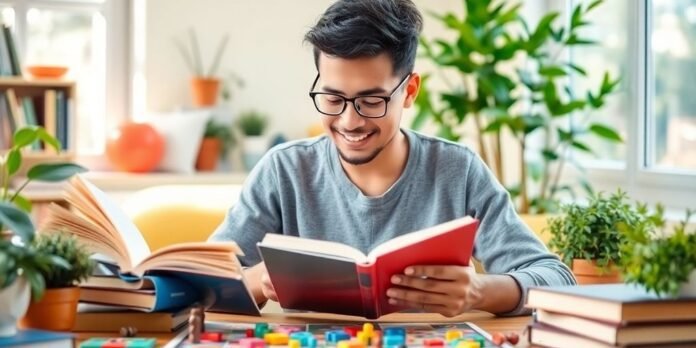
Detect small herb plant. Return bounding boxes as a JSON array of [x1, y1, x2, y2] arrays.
[[204, 119, 236, 158], [620, 208, 696, 297], [237, 110, 268, 137], [547, 190, 646, 269], [0, 125, 86, 299], [31, 232, 94, 289]]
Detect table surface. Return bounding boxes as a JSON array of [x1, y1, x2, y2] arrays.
[[75, 311, 531, 347]]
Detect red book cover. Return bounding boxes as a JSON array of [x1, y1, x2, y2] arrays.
[[257, 216, 478, 319]]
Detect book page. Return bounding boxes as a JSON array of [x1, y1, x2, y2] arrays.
[[132, 242, 244, 278], [367, 216, 475, 260], [77, 175, 151, 267], [258, 233, 367, 263]]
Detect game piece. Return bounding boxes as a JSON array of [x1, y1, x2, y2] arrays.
[[455, 341, 480, 348], [245, 328, 255, 338], [80, 338, 156, 348], [288, 338, 301, 348], [326, 330, 351, 343], [491, 332, 505, 345], [290, 331, 314, 346], [382, 334, 405, 346], [445, 329, 462, 342], [337, 339, 366, 348], [200, 332, 223, 342], [238, 337, 265, 348], [356, 331, 370, 345], [119, 326, 137, 338], [344, 326, 361, 337], [306, 335, 318, 348], [505, 332, 519, 345], [384, 327, 405, 337], [423, 338, 445, 346], [187, 307, 204, 344], [264, 332, 289, 345], [254, 323, 269, 338], [362, 323, 374, 336]]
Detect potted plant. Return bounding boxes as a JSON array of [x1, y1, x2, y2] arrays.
[[237, 110, 269, 170], [20, 231, 94, 331], [621, 208, 696, 297], [0, 126, 86, 337], [174, 29, 229, 107], [412, 0, 622, 216], [547, 190, 646, 284], [196, 119, 236, 171]]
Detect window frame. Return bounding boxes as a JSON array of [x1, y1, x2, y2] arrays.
[[555, 0, 696, 213], [0, 0, 130, 156]]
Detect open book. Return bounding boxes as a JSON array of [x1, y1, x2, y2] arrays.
[[257, 216, 478, 319], [43, 175, 259, 315]]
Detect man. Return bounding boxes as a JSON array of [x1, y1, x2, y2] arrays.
[[210, 0, 575, 317]]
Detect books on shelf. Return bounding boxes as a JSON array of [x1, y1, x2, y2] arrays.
[[0, 329, 73, 348], [526, 284, 696, 347], [43, 175, 260, 315], [1, 24, 21, 76], [74, 303, 190, 332], [257, 216, 478, 319]]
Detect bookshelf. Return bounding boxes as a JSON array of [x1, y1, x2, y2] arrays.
[[0, 77, 76, 172]]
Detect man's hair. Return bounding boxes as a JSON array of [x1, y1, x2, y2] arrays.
[[305, 0, 423, 77]]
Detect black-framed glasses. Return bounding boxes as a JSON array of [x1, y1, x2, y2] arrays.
[[309, 73, 411, 118]]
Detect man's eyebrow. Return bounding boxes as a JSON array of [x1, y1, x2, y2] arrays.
[[321, 85, 388, 96]]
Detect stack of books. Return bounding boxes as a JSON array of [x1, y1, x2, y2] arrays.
[[525, 284, 696, 347]]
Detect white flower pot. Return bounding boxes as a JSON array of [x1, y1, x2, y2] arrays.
[[679, 270, 696, 297], [243, 136, 269, 170], [0, 277, 30, 337]]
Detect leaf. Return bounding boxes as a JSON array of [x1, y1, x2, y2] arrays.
[[566, 35, 597, 45], [27, 163, 87, 182], [571, 140, 593, 154], [495, 3, 521, 26], [25, 267, 46, 301], [589, 124, 623, 142], [437, 125, 460, 142], [527, 161, 543, 182], [539, 65, 567, 77], [557, 128, 573, 142], [12, 127, 38, 149], [6, 149, 21, 176], [36, 126, 61, 152], [566, 63, 587, 76], [570, 5, 583, 29], [587, 0, 603, 13], [526, 12, 559, 52], [542, 148, 559, 161], [11, 193, 32, 213], [554, 100, 586, 116], [0, 202, 35, 243]]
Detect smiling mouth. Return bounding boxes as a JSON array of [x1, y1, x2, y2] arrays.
[[337, 131, 374, 143]]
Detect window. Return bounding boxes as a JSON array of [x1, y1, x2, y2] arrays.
[[1, 0, 129, 155], [563, 0, 696, 211]]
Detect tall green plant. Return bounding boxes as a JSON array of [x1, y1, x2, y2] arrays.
[[413, 0, 622, 213], [32, 232, 95, 289], [0, 125, 86, 299]]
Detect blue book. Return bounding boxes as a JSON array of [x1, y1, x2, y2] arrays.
[[0, 329, 74, 348], [45, 175, 260, 316]]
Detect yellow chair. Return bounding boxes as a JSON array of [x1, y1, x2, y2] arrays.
[[122, 185, 243, 251]]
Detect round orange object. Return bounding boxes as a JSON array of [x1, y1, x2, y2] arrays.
[[106, 122, 165, 173]]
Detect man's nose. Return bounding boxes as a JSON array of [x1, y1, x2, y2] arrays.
[[338, 101, 367, 129]]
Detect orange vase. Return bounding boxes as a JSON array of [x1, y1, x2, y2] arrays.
[[20, 287, 80, 331], [572, 259, 622, 285], [196, 137, 222, 171], [190, 77, 220, 107]]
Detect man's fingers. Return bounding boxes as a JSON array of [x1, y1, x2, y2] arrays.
[[404, 265, 474, 281]]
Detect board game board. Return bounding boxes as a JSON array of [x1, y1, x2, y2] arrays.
[[164, 321, 516, 348]]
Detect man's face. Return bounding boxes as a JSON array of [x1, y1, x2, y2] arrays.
[[314, 53, 417, 166]]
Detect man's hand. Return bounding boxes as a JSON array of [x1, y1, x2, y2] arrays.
[[387, 265, 522, 316], [261, 268, 279, 302], [386, 265, 485, 317]]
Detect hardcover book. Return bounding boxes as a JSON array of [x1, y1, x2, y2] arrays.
[[258, 216, 478, 319], [43, 175, 260, 315]]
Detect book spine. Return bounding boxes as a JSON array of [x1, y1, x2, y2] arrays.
[[356, 263, 378, 319], [147, 275, 198, 312]]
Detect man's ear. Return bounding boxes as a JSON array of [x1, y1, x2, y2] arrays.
[[403, 73, 421, 108]]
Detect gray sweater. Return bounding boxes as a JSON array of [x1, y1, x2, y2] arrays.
[[209, 129, 576, 315]]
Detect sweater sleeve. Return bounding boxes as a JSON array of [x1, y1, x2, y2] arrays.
[[208, 151, 282, 266], [463, 149, 576, 316]]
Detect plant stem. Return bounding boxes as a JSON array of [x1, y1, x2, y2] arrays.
[[549, 143, 570, 204], [472, 112, 492, 170], [9, 179, 30, 203], [189, 28, 203, 76], [519, 136, 529, 213], [207, 34, 229, 77], [539, 124, 553, 202]]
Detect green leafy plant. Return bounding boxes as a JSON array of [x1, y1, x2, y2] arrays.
[[547, 190, 647, 269], [620, 208, 696, 297], [174, 29, 229, 77], [413, 0, 622, 213], [237, 110, 268, 137], [31, 231, 94, 289], [204, 119, 237, 158], [0, 125, 87, 299]]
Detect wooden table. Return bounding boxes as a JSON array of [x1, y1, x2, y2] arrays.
[[75, 311, 531, 347]]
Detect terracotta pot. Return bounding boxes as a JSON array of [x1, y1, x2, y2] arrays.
[[20, 287, 80, 331], [196, 137, 222, 171], [572, 259, 622, 285], [190, 77, 220, 107]]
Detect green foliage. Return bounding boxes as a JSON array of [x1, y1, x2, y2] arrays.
[[237, 110, 268, 136], [414, 0, 622, 214], [174, 29, 229, 77], [31, 232, 94, 289], [204, 119, 236, 158], [620, 208, 696, 297], [0, 126, 86, 298], [547, 190, 647, 269]]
